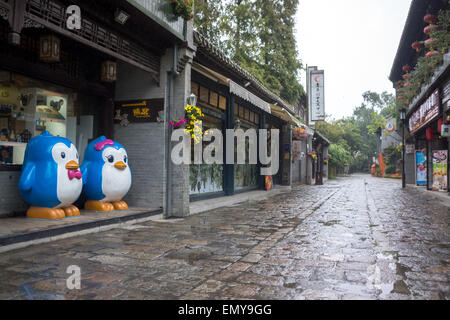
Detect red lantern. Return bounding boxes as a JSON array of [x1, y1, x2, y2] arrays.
[[425, 38, 438, 48], [402, 65, 412, 73], [426, 127, 434, 141], [424, 24, 438, 35], [424, 14, 438, 24], [438, 118, 444, 134], [426, 50, 440, 59], [412, 41, 423, 52]]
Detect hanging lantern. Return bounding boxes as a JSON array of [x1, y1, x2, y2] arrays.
[[437, 118, 444, 134], [40, 35, 60, 62], [402, 65, 412, 73], [426, 127, 434, 141], [425, 38, 438, 48], [412, 41, 424, 52], [424, 24, 438, 35], [101, 61, 117, 82], [424, 14, 438, 24], [426, 50, 440, 59]]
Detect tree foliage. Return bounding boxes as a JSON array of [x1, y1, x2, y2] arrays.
[[316, 91, 396, 173], [193, 0, 304, 104]]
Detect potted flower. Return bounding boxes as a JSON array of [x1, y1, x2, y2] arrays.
[[168, 0, 194, 21]]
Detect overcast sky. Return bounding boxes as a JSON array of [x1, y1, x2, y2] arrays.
[[295, 0, 412, 120]]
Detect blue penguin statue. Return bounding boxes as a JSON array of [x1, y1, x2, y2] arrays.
[[18, 131, 83, 219], [81, 136, 131, 212]]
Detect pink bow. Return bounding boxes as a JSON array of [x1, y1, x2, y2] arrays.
[[68, 170, 82, 180], [95, 139, 114, 151]]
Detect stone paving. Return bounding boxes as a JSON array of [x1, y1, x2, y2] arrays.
[[0, 174, 448, 300]]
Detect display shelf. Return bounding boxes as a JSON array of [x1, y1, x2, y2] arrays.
[[0, 141, 27, 147]]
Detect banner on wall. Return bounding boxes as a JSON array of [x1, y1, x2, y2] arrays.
[[432, 150, 448, 192], [416, 151, 427, 186]]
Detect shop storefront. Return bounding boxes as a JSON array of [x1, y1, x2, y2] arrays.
[[408, 87, 449, 192], [189, 78, 226, 198]]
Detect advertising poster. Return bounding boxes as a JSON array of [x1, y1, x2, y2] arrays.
[[292, 141, 302, 161], [432, 150, 448, 192], [416, 151, 427, 186]]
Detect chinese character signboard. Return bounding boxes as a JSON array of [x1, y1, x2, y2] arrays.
[[309, 70, 325, 122], [114, 99, 164, 123], [408, 89, 440, 134], [443, 79, 450, 112]]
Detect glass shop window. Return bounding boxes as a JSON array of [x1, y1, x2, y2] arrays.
[[0, 72, 70, 166]]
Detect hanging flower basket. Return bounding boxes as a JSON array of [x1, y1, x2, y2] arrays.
[[293, 127, 307, 140], [412, 41, 424, 52], [424, 24, 438, 35], [168, 117, 188, 129], [168, 0, 194, 21], [185, 104, 204, 144], [424, 14, 438, 24]]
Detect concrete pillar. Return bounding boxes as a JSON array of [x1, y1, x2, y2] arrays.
[[164, 20, 196, 217], [323, 145, 329, 180], [306, 135, 313, 185], [282, 124, 292, 186]]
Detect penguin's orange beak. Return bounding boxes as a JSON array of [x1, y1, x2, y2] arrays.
[[114, 161, 127, 170], [65, 160, 79, 170]]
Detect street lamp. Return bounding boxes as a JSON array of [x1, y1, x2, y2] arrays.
[[399, 109, 406, 188], [187, 93, 197, 106]]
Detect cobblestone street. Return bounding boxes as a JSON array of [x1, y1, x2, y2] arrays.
[[0, 174, 448, 300]]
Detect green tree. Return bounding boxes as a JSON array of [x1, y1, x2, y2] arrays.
[[194, 0, 304, 104]]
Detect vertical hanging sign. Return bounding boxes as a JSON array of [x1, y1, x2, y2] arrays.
[[309, 70, 325, 122]]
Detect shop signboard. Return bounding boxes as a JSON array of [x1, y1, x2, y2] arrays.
[[292, 140, 302, 161], [408, 89, 440, 134], [416, 151, 427, 186], [432, 150, 448, 192], [443, 79, 450, 112], [406, 144, 415, 154], [114, 99, 164, 123]]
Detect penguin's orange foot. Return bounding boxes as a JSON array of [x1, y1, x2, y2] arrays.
[[112, 201, 128, 210], [84, 200, 114, 212], [27, 207, 65, 220], [64, 205, 80, 217]]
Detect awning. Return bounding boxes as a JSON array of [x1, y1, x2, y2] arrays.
[[270, 104, 314, 135], [229, 80, 271, 114]]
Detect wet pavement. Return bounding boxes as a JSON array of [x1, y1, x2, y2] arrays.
[[0, 174, 448, 300]]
